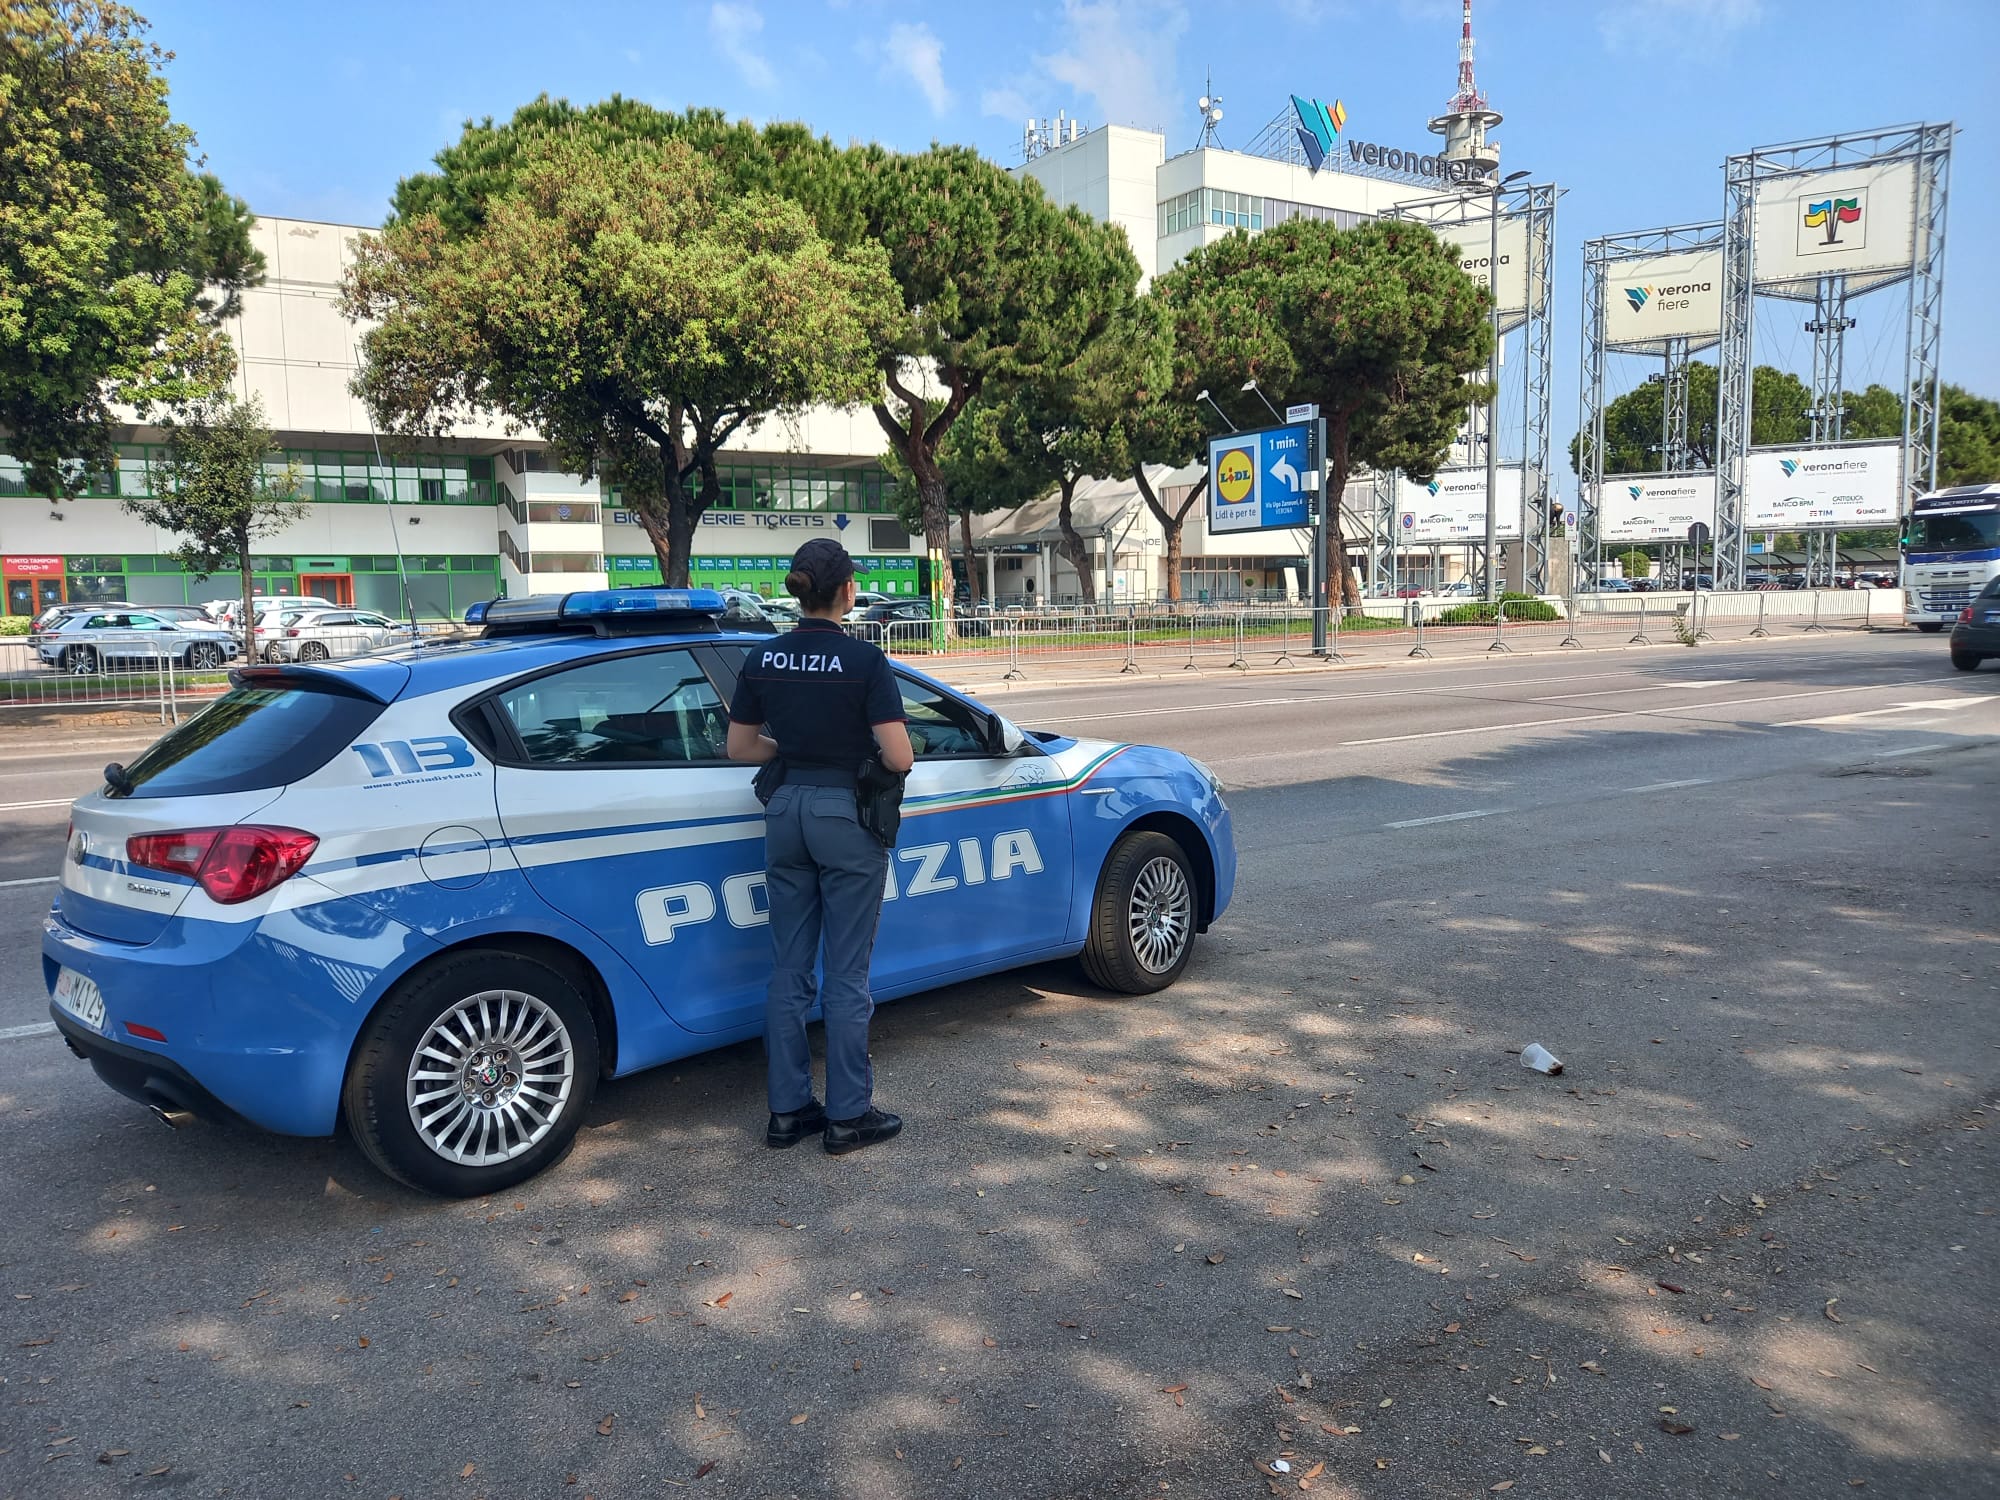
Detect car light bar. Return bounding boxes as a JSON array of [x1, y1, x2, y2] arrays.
[[466, 588, 729, 629]]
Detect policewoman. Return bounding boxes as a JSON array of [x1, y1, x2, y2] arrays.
[[727, 539, 914, 1155]]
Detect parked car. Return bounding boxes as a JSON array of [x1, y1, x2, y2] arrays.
[[841, 591, 890, 620], [261, 607, 418, 662], [851, 600, 992, 644], [1595, 578, 1634, 593], [1949, 576, 2000, 671], [35, 610, 237, 674], [30, 602, 134, 649], [43, 586, 1233, 1195]]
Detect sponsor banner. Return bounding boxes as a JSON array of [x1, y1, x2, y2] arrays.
[[1208, 423, 1316, 535], [1592, 473, 1717, 544], [1603, 250, 1724, 347], [1394, 466, 1524, 545], [1433, 219, 1531, 325], [1742, 443, 1903, 529], [1752, 161, 1919, 288]]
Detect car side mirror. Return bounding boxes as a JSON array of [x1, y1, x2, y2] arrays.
[[987, 714, 1025, 756]]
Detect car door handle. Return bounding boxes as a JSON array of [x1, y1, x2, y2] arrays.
[[1079, 787, 1116, 797]]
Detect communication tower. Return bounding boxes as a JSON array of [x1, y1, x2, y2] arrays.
[[1428, 0, 1501, 177]]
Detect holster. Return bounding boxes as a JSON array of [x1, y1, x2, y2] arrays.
[[855, 755, 907, 848], [752, 756, 787, 806]]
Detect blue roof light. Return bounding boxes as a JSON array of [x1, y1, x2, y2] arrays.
[[471, 588, 731, 634], [463, 600, 492, 624]]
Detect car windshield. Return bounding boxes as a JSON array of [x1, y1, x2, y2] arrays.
[[1908, 509, 2000, 552]]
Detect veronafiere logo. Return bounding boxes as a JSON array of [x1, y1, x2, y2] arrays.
[[1290, 94, 1347, 172], [1625, 287, 1650, 313], [1628, 484, 1644, 501], [1780, 458, 1800, 478], [1426, 479, 1441, 496]]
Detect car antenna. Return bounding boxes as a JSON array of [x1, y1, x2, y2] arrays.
[[350, 329, 424, 650]]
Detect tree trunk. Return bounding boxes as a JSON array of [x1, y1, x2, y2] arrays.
[[237, 526, 256, 663], [1054, 475, 1096, 606], [1324, 413, 1363, 608], [1163, 520, 1184, 603], [958, 506, 981, 609]]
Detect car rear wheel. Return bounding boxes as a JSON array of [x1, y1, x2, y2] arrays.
[[184, 642, 225, 670], [1917, 622, 1944, 634], [263, 643, 286, 662], [342, 951, 599, 1196], [299, 640, 331, 661], [1082, 831, 1197, 994], [62, 646, 100, 676], [1951, 650, 1984, 672]]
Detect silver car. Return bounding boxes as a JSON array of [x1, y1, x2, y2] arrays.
[[260, 607, 416, 662], [37, 610, 237, 674]]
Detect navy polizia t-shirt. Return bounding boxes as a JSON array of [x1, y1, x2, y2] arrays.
[[729, 618, 906, 787]]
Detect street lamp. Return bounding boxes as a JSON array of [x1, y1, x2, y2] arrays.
[[1482, 168, 1532, 603], [1195, 389, 1238, 432], [1240, 379, 1283, 424]]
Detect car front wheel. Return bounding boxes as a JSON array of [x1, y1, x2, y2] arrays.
[[342, 951, 599, 1196], [1951, 650, 1984, 672], [298, 640, 331, 661], [1917, 622, 1944, 634], [63, 646, 100, 676], [1082, 830, 1198, 994], [184, 642, 226, 670]]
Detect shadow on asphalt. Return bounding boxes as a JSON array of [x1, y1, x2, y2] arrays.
[[3, 711, 1997, 1499]]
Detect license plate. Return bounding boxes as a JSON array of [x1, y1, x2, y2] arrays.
[[53, 967, 106, 1032]]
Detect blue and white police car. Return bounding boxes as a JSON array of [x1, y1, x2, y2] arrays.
[[44, 589, 1235, 1195]]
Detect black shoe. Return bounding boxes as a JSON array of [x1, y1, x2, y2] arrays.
[[823, 1108, 902, 1155], [766, 1100, 827, 1148]]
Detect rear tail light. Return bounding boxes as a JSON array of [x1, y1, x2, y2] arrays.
[[127, 826, 319, 905], [287, 628, 301, 637], [1961, 608, 1975, 623]]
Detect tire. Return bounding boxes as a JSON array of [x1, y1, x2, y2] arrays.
[[263, 643, 287, 663], [1081, 830, 1199, 995], [63, 646, 100, 676], [299, 640, 330, 661], [184, 642, 225, 670], [1917, 622, 1944, 634], [341, 950, 599, 1197], [1951, 650, 1983, 672]]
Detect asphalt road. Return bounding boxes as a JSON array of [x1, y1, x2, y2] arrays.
[[2, 633, 1997, 1499]]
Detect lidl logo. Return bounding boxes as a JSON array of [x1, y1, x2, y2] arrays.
[[1780, 458, 1799, 478], [1804, 196, 1862, 245], [1290, 95, 1347, 172], [1625, 287, 1650, 313], [1215, 448, 1256, 505]]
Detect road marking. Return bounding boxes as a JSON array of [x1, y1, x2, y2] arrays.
[[0, 875, 58, 888], [0, 1022, 56, 1042], [0, 798, 75, 813], [1871, 744, 1940, 759], [1385, 809, 1506, 829], [1624, 778, 1713, 793], [1529, 679, 1744, 701], [1337, 679, 1965, 749], [1779, 698, 1984, 727]]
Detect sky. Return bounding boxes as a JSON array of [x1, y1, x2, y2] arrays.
[[145, 0, 1999, 494]]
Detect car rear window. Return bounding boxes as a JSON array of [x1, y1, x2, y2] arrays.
[[112, 682, 386, 798]]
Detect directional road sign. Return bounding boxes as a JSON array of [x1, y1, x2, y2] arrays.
[[1207, 422, 1314, 534]]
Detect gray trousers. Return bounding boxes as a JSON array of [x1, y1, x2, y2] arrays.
[[761, 783, 889, 1121]]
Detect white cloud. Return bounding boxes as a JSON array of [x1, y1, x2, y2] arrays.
[[1036, 0, 1188, 134], [883, 21, 951, 115], [709, 2, 776, 90], [1598, 0, 1762, 53]]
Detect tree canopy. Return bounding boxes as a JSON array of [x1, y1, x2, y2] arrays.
[[1166, 218, 1495, 605], [0, 0, 261, 499], [125, 393, 304, 635], [344, 125, 898, 585], [842, 144, 1143, 589]]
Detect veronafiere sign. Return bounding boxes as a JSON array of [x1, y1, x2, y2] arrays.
[[1741, 443, 1902, 529]]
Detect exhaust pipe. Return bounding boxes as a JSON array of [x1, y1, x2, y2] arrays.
[[148, 1103, 195, 1130]]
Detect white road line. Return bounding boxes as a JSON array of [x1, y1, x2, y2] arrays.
[[1778, 697, 1984, 727], [0, 875, 58, 888], [1529, 679, 1744, 701], [1624, 778, 1714, 793], [1871, 744, 1943, 759], [1338, 679, 1964, 749], [1385, 809, 1506, 829], [0, 1022, 56, 1042], [0, 798, 74, 813]]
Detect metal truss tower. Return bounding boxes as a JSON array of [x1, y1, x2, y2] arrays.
[[1384, 181, 1557, 593], [1715, 122, 1953, 590], [1576, 221, 1722, 590]]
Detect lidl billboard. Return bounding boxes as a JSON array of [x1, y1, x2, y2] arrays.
[[1207, 423, 1315, 535]]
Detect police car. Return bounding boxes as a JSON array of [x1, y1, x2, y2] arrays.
[[44, 589, 1235, 1196]]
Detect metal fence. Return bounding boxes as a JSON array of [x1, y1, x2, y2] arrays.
[[872, 590, 1885, 682]]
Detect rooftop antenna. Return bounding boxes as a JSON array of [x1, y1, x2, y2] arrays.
[[1427, 0, 1502, 179], [1196, 71, 1224, 148]]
